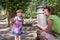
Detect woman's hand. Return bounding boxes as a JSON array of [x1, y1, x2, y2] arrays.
[[32, 24, 38, 27], [33, 24, 47, 29], [42, 25, 48, 30], [38, 25, 48, 30]]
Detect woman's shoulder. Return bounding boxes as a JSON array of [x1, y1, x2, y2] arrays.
[[49, 15, 57, 17], [48, 15, 59, 20], [49, 15, 58, 18]]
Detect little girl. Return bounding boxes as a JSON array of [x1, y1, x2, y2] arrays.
[[11, 9, 24, 40]]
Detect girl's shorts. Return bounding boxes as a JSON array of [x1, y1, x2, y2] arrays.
[[10, 30, 23, 36]]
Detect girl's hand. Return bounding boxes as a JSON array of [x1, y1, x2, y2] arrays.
[[11, 18, 16, 23]]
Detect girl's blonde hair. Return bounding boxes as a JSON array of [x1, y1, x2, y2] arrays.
[[16, 9, 23, 13]]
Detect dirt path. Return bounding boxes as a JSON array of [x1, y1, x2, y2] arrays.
[[0, 27, 37, 40]]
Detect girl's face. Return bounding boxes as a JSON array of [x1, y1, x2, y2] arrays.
[[44, 9, 51, 17], [17, 12, 23, 17]]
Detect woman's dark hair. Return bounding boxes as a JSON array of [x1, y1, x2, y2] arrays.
[[44, 6, 55, 14]]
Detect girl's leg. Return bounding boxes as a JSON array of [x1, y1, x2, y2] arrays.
[[19, 36, 21, 40], [15, 36, 19, 40]]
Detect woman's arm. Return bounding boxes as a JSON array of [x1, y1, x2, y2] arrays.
[[33, 19, 52, 33], [32, 24, 47, 30], [44, 19, 52, 33]]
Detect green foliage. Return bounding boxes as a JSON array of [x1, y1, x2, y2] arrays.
[[24, 0, 37, 18], [37, 0, 60, 16], [0, 0, 31, 18], [0, 0, 60, 18]]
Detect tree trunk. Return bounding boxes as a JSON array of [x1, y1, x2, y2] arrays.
[[7, 9, 15, 27]]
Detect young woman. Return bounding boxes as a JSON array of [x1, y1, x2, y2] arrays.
[[33, 6, 60, 40]]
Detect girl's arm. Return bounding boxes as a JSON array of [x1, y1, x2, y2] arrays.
[[23, 19, 27, 24]]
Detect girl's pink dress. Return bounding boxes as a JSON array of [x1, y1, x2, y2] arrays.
[[11, 17, 23, 35]]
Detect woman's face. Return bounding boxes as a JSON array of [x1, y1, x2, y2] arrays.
[[44, 9, 50, 17]]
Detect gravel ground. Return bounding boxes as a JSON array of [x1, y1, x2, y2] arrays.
[[0, 20, 37, 40], [0, 28, 37, 40]]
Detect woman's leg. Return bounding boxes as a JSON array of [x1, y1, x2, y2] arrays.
[[19, 36, 21, 40], [41, 31, 56, 40], [15, 36, 19, 40]]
